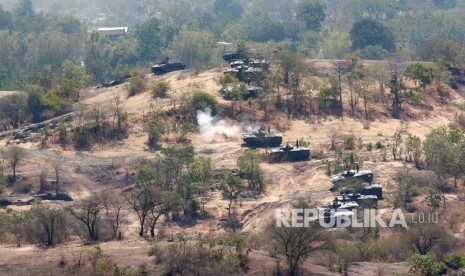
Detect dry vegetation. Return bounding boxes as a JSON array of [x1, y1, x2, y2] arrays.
[[1, 61, 465, 275]]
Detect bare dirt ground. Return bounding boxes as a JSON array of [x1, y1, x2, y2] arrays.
[[1, 63, 464, 275]]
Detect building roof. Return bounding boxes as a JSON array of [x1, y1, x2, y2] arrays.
[[97, 27, 128, 37]]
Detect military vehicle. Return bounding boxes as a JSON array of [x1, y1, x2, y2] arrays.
[[151, 57, 186, 75], [267, 140, 310, 162], [335, 193, 379, 208], [221, 84, 263, 101], [223, 52, 247, 63], [241, 127, 282, 147], [329, 163, 373, 188], [247, 58, 270, 70]]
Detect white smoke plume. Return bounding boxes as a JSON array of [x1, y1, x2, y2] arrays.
[[197, 109, 239, 141]]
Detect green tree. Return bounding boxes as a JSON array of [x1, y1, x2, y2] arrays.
[[404, 63, 432, 91], [134, 17, 162, 62], [60, 60, 91, 101], [220, 172, 242, 218], [169, 30, 217, 70], [350, 18, 396, 53], [296, 0, 326, 32], [237, 150, 265, 191]]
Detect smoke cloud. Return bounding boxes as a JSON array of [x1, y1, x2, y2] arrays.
[[197, 109, 239, 141]]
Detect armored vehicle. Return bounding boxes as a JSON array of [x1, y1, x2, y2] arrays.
[[247, 58, 270, 70], [335, 194, 378, 208], [151, 57, 186, 75], [241, 127, 282, 147], [329, 165, 373, 187], [267, 141, 310, 162], [223, 52, 247, 63]]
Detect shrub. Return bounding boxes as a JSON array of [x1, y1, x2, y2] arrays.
[[128, 76, 146, 97], [73, 128, 91, 150], [375, 141, 384, 149], [152, 80, 170, 98], [409, 254, 446, 276], [189, 91, 219, 116], [446, 253, 465, 269], [366, 142, 373, 151], [343, 135, 355, 150]]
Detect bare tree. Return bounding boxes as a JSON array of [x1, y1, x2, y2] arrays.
[[406, 222, 450, 255], [39, 164, 49, 193], [49, 154, 63, 192], [267, 219, 327, 276], [328, 128, 343, 150], [33, 204, 66, 246], [107, 193, 126, 239], [3, 145, 28, 181], [69, 196, 103, 242], [124, 186, 155, 237], [147, 190, 181, 238]]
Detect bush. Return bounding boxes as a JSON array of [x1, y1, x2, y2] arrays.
[[446, 253, 465, 269], [128, 76, 146, 97], [73, 128, 91, 150], [152, 80, 170, 98], [189, 91, 219, 116], [409, 254, 446, 276], [366, 142, 373, 151], [375, 141, 384, 149], [343, 135, 355, 150]]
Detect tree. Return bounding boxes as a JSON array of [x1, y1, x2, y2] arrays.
[[407, 222, 450, 255], [213, 0, 244, 18], [220, 172, 242, 218], [32, 204, 66, 246], [404, 63, 432, 91], [60, 60, 91, 101], [394, 167, 416, 209], [124, 185, 155, 237], [49, 154, 63, 192], [169, 30, 217, 71], [267, 219, 326, 276], [147, 190, 181, 238], [0, 93, 31, 129], [3, 145, 27, 181], [9, 211, 30, 247], [107, 193, 126, 240], [350, 18, 396, 53], [134, 18, 162, 62], [297, 0, 326, 32], [237, 150, 265, 191], [69, 196, 103, 242], [391, 132, 403, 160], [15, 0, 34, 18]]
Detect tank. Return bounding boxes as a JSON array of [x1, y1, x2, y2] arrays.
[[267, 141, 310, 162], [241, 127, 282, 147], [329, 165, 373, 192], [151, 57, 186, 75]]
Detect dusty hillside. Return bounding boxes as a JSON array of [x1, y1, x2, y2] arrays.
[[1, 61, 465, 275]]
